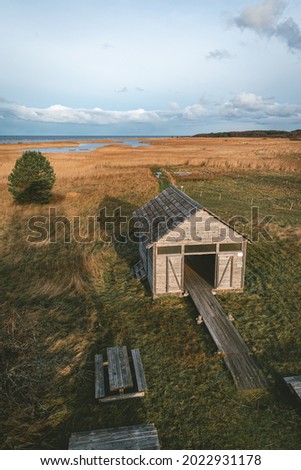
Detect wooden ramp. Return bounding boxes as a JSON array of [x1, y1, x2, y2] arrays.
[[69, 424, 160, 450], [185, 264, 268, 390]]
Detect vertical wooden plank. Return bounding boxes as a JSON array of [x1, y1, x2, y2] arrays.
[[107, 347, 119, 391], [152, 243, 156, 297], [213, 254, 217, 288], [217, 254, 231, 287], [168, 257, 182, 291], [118, 346, 133, 389], [215, 250, 219, 289], [181, 245, 185, 293], [131, 349, 148, 391], [166, 256, 169, 292], [230, 255, 233, 287], [241, 240, 247, 289], [95, 354, 105, 399], [146, 247, 153, 291]]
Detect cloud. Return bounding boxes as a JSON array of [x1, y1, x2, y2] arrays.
[[232, 0, 301, 52], [233, 0, 285, 34], [0, 95, 300, 128], [206, 49, 233, 60], [116, 86, 147, 93], [220, 92, 301, 121], [182, 104, 207, 120], [0, 100, 161, 124], [115, 86, 128, 93], [275, 17, 301, 51], [228, 92, 265, 110], [169, 101, 180, 110]]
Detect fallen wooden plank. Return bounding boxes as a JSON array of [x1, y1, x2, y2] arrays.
[[284, 375, 301, 400], [70, 424, 156, 439], [131, 349, 148, 392], [99, 391, 145, 402], [95, 354, 105, 399], [69, 424, 160, 450]]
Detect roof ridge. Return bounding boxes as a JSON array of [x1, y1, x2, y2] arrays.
[[133, 185, 249, 246], [170, 185, 202, 209]]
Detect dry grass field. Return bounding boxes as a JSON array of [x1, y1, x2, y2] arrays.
[[1, 137, 301, 449], [0, 137, 300, 180]]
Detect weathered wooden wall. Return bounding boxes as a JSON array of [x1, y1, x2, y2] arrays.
[[154, 254, 182, 295], [139, 242, 153, 291], [158, 209, 244, 245], [216, 252, 245, 290], [147, 247, 153, 291], [140, 208, 247, 297]]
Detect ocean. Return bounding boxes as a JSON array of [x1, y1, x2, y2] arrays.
[[0, 135, 167, 144], [0, 135, 164, 151]]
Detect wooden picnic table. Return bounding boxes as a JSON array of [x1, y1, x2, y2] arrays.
[[95, 346, 147, 402]]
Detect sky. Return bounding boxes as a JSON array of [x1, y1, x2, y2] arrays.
[[0, 0, 301, 135]]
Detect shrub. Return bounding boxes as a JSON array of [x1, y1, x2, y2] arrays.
[[8, 151, 56, 204]]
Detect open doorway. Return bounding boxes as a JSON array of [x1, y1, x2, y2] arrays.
[[185, 254, 216, 288]]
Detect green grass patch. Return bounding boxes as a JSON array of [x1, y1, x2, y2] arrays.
[[1, 169, 301, 449]]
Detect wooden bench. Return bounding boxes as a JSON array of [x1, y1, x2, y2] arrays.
[[283, 375, 301, 403], [131, 349, 148, 392], [95, 354, 105, 399], [95, 347, 147, 401], [69, 424, 160, 450]]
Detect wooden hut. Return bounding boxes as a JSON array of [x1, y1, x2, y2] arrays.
[[133, 186, 249, 298]]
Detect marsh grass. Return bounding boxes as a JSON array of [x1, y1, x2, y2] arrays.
[[1, 143, 301, 449]]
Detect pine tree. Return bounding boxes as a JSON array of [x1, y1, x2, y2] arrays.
[[8, 151, 56, 204]]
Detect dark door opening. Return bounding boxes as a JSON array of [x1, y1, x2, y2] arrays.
[[185, 254, 216, 287]]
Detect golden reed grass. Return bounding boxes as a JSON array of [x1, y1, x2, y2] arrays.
[[0, 136, 300, 299], [0, 137, 300, 181]]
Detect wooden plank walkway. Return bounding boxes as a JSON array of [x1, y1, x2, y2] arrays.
[[69, 424, 160, 450], [185, 264, 268, 390]]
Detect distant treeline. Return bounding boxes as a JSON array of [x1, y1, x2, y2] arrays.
[[193, 129, 301, 139]]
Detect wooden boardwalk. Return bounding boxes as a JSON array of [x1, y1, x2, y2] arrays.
[[69, 424, 160, 450], [185, 264, 268, 390]]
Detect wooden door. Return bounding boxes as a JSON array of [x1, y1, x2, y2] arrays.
[[166, 256, 182, 292], [217, 254, 233, 289]]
